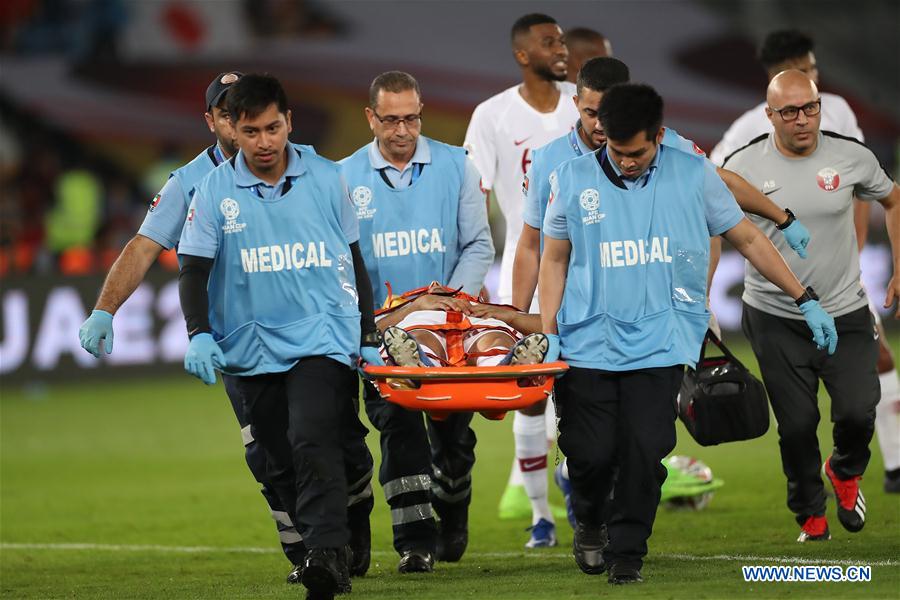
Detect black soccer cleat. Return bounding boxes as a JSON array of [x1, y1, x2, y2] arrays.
[[398, 550, 434, 573], [608, 562, 643, 585], [286, 563, 303, 584], [573, 522, 607, 575]]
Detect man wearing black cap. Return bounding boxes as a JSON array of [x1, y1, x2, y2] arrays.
[[77, 72, 314, 580]]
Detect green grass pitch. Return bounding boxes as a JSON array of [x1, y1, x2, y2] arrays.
[[2, 341, 899, 599]]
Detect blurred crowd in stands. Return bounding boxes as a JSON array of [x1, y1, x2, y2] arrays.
[[0, 98, 181, 277]]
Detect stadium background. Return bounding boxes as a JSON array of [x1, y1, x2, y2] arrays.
[[1, 1, 898, 598]]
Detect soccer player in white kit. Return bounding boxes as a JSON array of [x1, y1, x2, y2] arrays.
[[464, 13, 576, 532], [711, 30, 900, 493]]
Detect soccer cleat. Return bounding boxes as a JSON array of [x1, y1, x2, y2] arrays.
[[384, 326, 433, 367], [608, 562, 643, 585], [286, 563, 303, 584], [525, 518, 558, 548], [398, 550, 434, 573], [573, 522, 608, 575], [501, 333, 550, 366], [885, 469, 900, 494], [796, 515, 831, 542], [823, 456, 866, 532], [498, 484, 531, 520], [554, 462, 576, 529], [301, 547, 351, 599]]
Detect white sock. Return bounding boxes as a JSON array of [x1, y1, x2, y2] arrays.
[[875, 369, 900, 471], [561, 458, 569, 479], [514, 411, 552, 524]]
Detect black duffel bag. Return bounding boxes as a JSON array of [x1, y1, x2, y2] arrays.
[[676, 331, 769, 446]]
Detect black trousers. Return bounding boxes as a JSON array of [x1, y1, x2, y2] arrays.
[[223, 374, 306, 565], [742, 303, 879, 523], [556, 365, 683, 569], [236, 357, 368, 549], [364, 380, 476, 555]]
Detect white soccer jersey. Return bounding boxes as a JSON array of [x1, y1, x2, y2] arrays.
[[464, 82, 578, 304], [710, 92, 863, 166]]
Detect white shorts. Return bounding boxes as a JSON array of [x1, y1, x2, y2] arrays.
[[390, 309, 519, 356]]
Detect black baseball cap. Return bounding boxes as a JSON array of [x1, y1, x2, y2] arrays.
[[205, 71, 243, 111]]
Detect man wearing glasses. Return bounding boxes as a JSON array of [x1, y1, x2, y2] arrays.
[[711, 32, 900, 496], [724, 69, 900, 543], [340, 71, 494, 573]]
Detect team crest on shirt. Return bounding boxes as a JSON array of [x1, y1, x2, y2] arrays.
[[352, 186, 376, 220], [148, 193, 162, 212], [816, 168, 840, 192], [579, 188, 606, 225], [220, 198, 247, 234]]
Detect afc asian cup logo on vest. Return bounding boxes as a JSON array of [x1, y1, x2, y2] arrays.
[[816, 168, 840, 192], [352, 185, 376, 220], [220, 198, 247, 234], [579, 188, 606, 225]]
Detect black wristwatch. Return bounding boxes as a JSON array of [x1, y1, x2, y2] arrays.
[[776, 208, 796, 230], [794, 286, 819, 307], [361, 329, 383, 348]]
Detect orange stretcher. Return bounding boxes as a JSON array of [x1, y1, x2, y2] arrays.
[[365, 282, 568, 420], [363, 362, 568, 421]]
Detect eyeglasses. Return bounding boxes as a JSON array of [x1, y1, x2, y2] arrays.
[[769, 99, 821, 121], [371, 109, 422, 129]]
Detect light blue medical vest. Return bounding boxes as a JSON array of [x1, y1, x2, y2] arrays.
[[553, 146, 712, 371], [196, 149, 360, 375], [526, 127, 701, 242], [340, 137, 467, 306]]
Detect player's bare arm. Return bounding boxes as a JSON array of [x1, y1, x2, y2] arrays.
[[375, 293, 473, 331], [879, 184, 900, 316], [511, 223, 541, 310], [94, 234, 165, 313], [469, 303, 542, 335], [537, 236, 571, 335]]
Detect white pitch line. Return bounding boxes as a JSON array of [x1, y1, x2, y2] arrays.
[[1, 543, 896, 567]]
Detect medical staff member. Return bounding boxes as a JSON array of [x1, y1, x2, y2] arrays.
[[539, 83, 837, 585], [177, 74, 381, 599], [511, 56, 813, 542], [78, 72, 314, 581], [340, 71, 493, 573]]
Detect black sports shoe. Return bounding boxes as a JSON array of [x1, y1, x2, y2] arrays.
[[608, 562, 643, 585], [398, 550, 434, 573], [885, 468, 900, 494], [436, 509, 469, 562], [573, 522, 607, 575], [286, 563, 303, 584], [302, 547, 351, 599]]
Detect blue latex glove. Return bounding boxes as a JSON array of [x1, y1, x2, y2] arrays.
[[798, 300, 838, 355], [360, 346, 385, 367], [79, 310, 114, 357], [544, 333, 561, 363], [781, 219, 811, 259], [184, 333, 225, 385]]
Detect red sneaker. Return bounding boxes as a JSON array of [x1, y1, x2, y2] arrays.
[[824, 456, 866, 532], [797, 515, 831, 543]]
